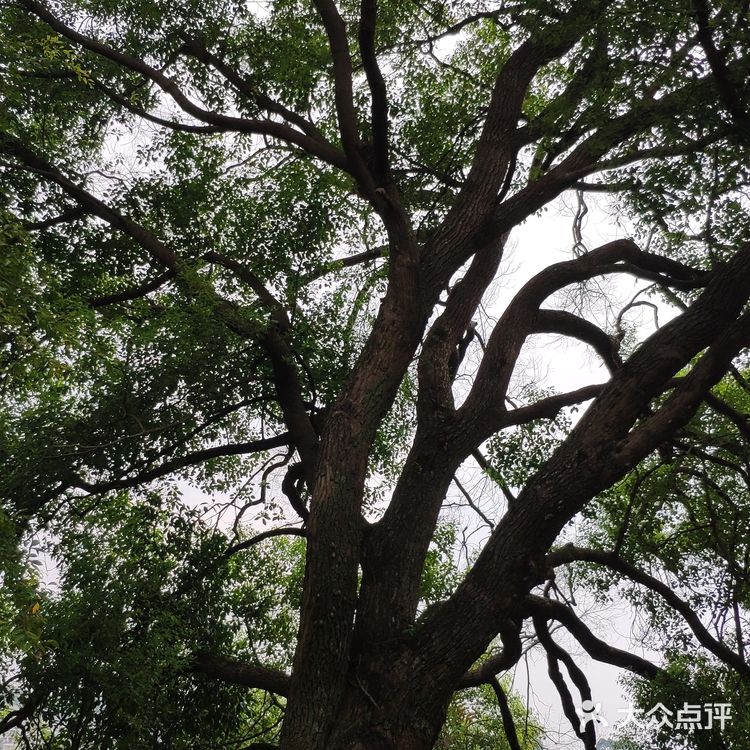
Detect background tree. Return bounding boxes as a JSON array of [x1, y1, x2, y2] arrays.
[[1, 0, 750, 748]]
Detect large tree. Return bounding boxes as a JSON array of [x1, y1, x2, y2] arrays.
[[1, 0, 750, 748]]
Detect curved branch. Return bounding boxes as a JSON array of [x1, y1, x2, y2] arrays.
[[534, 309, 621, 372], [72, 433, 292, 494], [0, 691, 41, 734], [223, 527, 306, 559], [535, 615, 595, 748], [525, 596, 660, 679], [1, 134, 321, 478], [18, 0, 349, 170], [458, 622, 522, 688], [546, 545, 750, 679], [0, 130, 180, 270], [430, 0, 611, 258]]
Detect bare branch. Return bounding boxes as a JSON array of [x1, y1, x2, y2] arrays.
[[533, 309, 621, 372], [547, 545, 750, 678], [489, 678, 523, 750], [526, 596, 660, 679], [223, 527, 306, 559], [460, 239, 707, 433], [535, 615, 595, 749]]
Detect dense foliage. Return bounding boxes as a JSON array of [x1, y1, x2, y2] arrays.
[[1, 1, 750, 748]]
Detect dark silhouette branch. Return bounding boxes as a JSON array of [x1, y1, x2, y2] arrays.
[[72, 433, 292, 494], [23, 206, 87, 230], [223, 527, 306, 559], [359, 0, 391, 180], [526, 596, 660, 679], [694, 0, 750, 132], [458, 622, 522, 688], [533, 309, 621, 372], [311, 0, 370, 183], [88, 269, 177, 307], [547, 544, 750, 679], [489, 678, 523, 750], [0, 691, 42, 734], [535, 615, 595, 748]]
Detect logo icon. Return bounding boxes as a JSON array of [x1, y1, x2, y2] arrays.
[[579, 699, 609, 732]]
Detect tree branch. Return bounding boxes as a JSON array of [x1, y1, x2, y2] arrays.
[[311, 0, 369, 181], [533, 309, 621, 372], [694, 0, 750, 132], [71, 433, 291, 495], [534, 615, 595, 748], [223, 527, 306, 559], [526, 596, 660, 679], [488, 678, 523, 750], [546, 544, 750, 679], [458, 622, 522, 688], [460, 239, 707, 434], [359, 0, 390, 180], [88, 269, 177, 307], [18, 0, 350, 170], [193, 653, 290, 696]]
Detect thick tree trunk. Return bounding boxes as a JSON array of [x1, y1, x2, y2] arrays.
[[321, 651, 453, 750]]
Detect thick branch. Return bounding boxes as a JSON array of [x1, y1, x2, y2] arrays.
[[526, 596, 660, 679], [88, 269, 176, 307], [410, 241, 750, 704], [428, 0, 611, 272], [457, 623, 522, 688], [534, 309, 621, 372], [359, 0, 390, 179], [461, 239, 706, 435], [193, 653, 290, 696]]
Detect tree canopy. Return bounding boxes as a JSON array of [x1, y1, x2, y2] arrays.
[[1, 0, 750, 748]]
